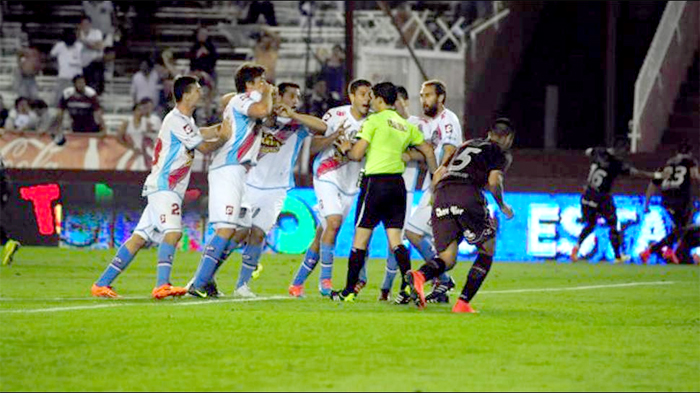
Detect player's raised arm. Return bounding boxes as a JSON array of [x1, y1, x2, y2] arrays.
[[488, 169, 513, 219], [247, 80, 274, 119], [276, 103, 327, 134], [629, 166, 659, 179]]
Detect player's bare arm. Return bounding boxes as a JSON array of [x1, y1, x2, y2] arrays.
[[247, 81, 274, 119], [196, 121, 231, 154], [199, 123, 222, 140], [488, 169, 514, 219], [441, 144, 456, 166], [415, 141, 438, 174], [311, 120, 348, 155], [629, 167, 657, 179], [276, 104, 327, 134], [643, 181, 658, 213], [691, 166, 700, 181], [344, 138, 369, 161], [220, 92, 236, 110]]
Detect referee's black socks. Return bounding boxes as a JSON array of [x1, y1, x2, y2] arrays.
[[393, 245, 411, 291], [459, 253, 493, 302], [343, 248, 367, 296], [418, 257, 447, 282]]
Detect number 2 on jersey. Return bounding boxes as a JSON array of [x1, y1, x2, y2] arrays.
[[448, 147, 482, 172]]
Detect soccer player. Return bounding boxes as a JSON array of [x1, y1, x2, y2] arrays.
[[288, 79, 373, 298], [228, 82, 327, 296], [0, 156, 21, 266], [331, 82, 438, 302], [400, 80, 463, 304], [187, 63, 273, 298], [640, 143, 699, 264], [571, 140, 656, 263], [91, 76, 230, 299], [405, 118, 516, 313], [674, 224, 700, 264]]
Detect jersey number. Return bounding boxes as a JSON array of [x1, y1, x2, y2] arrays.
[[448, 147, 482, 172], [587, 163, 608, 189], [661, 166, 687, 189]]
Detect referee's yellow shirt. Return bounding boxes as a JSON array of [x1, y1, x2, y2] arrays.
[[356, 109, 425, 175]]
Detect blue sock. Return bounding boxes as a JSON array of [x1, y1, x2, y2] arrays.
[[156, 242, 177, 287], [415, 236, 437, 262], [192, 235, 229, 289], [292, 248, 320, 286], [381, 251, 398, 291], [96, 244, 135, 287], [237, 243, 263, 289], [319, 243, 335, 282], [210, 239, 239, 281]]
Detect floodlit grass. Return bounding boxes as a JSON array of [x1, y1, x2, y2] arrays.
[[1, 247, 698, 391]]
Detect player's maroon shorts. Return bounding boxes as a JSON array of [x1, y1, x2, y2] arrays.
[[581, 189, 617, 227], [431, 183, 496, 253]]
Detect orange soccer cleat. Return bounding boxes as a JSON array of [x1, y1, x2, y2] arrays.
[[662, 247, 680, 265], [639, 248, 652, 264], [91, 284, 120, 298], [288, 284, 305, 298], [452, 299, 477, 313], [406, 270, 427, 309], [151, 284, 187, 299], [570, 245, 580, 262]]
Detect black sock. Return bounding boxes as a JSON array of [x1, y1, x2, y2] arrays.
[[577, 224, 595, 246], [418, 257, 447, 282], [459, 253, 493, 303], [393, 245, 411, 291], [609, 229, 622, 259], [343, 248, 367, 296]]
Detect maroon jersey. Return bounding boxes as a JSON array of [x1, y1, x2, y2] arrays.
[[438, 138, 511, 191]]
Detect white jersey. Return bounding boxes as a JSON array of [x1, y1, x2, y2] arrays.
[[246, 117, 311, 190], [420, 107, 463, 190], [402, 115, 427, 192], [142, 108, 203, 199], [312, 105, 366, 195], [209, 91, 264, 170]]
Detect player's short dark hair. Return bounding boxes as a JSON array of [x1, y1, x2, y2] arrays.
[[278, 82, 300, 96], [72, 74, 85, 83], [62, 28, 77, 46], [235, 63, 266, 93], [173, 76, 199, 102], [422, 79, 447, 102], [490, 117, 515, 136], [14, 97, 28, 108], [372, 82, 398, 106], [80, 15, 92, 23], [396, 86, 409, 101], [348, 79, 372, 96]]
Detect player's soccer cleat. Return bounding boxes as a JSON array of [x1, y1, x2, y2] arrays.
[[204, 279, 224, 298], [405, 270, 427, 309], [91, 283, 119, 298], [394, 290, 411, 305], [353, 279, 366, 294], [452, 299, 477, 313], [570, 245, 580, 262], [233, 283, 257, 298], [614, 254, 631, 265], [378, 289, 391, 302], [426, 275, 455, 303], [252, 263, 263, 280], [693, 253, 700, 265], [2, 239, 21, 266], [288, 284, 304, 298], [152, 284, 187, 299], [639, 248, 652, 264], [187, 285, 209, 299], [329, 290, 354, 302], [662, 247, 680, 264], [319, 279, 333, 297]]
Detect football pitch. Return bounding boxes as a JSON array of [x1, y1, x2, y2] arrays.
[[1, 247, 698, 392]]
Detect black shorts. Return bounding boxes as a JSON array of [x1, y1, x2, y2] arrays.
[[663, 199, 691, 229], [355, 174, 407, 230], [581, 190, 617, 226], [431, 183, 495, 253]]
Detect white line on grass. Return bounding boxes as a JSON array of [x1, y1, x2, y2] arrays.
[[0, 295, 293, 314], [0, 281, 681, 314]]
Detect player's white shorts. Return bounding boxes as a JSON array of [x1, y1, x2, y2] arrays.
[[134, 191, 183, 244], [208, 165, 250, 229], [245, 185, 288, 233], [405, 189, 433, 237], [314, 180, 355, 224]]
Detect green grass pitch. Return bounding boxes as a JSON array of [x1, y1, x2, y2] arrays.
[[1, 247, 699, 391]]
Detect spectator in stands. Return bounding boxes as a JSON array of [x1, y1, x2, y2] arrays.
[[131, 58, 161, 106], [14, 46, 41, 101], [303, 73, 340, 118], [117, 98, 161, 167], [30, 99, 52, 134], [50, 29, 84, 107], [0, 95, 9, 128], [82, 1, 118, 48], [78, 15, 106, 95], [317, 44, 346, 102], [54, 75, 105, 134], [239, 1, 277, 26], [189, 26, 218, 83], [252, 28, 281, 83], [6, 97, 39, 132]]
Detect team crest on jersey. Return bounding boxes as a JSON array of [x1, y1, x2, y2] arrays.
[[183, 124, 194, 135]]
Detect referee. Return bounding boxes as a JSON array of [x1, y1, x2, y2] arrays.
[[331, 82, 438, 302]]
